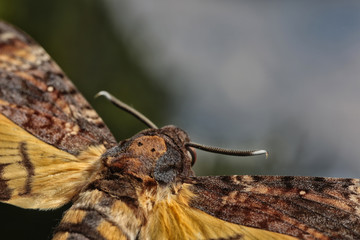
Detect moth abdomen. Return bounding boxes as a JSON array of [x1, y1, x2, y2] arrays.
[[54, 189, 143, 240]]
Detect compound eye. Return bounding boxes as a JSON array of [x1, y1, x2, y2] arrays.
[[186, 147, 197, 166]]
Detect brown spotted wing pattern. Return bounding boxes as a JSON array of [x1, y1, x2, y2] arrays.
[[0, 21, 116, 156]]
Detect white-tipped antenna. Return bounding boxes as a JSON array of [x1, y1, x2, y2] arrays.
[[96, 91, 268, 159], [185, 142, 268, 158], [95, 91, 158, 129]]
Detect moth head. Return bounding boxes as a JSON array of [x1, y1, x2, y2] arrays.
[[97, 91, 266, 184], [102, 125, 195, 185]]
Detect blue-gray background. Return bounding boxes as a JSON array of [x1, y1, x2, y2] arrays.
[[1, 1, 360, 239]]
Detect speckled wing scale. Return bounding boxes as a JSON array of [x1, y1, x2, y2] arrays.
[[1, 21, 360, 240]]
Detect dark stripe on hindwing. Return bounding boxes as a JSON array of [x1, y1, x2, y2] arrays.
[[0, 163, 11, 200], [18, 141, 34, 196]]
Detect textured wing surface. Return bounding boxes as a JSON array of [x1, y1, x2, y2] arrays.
[[183, 175, 360, 239], [0, 21, 116, 156], [0, 21, 116, 209]]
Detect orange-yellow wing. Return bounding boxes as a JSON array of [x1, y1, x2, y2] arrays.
[[0, 21, 116, 209]]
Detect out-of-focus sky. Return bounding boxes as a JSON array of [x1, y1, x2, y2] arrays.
[[106, 0, 360, 177]]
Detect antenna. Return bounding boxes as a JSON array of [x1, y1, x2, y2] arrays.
[[186, 142, 268, 158], [96, 91, 268, 158], [95, 91, 158, 129]]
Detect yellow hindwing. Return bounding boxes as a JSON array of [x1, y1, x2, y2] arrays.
[[0, 113, 105, 209]]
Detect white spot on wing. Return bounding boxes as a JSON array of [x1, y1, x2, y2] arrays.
[[299, 190, 306, 196], [47, 86, 54, 92]]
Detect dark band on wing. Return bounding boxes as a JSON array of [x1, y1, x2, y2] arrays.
[[0, 163, 11, 200], [18, 141, 34, 196]]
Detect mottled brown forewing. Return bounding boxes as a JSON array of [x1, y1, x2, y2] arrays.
[[0, 21, 117, 210], [0, 21, 116, 156], [185, 175, 360, 239]]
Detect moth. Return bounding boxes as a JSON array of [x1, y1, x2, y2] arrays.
[[0, 21, 359, 240]]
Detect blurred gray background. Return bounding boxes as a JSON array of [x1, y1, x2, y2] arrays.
[[1, 1, 360, 239]]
